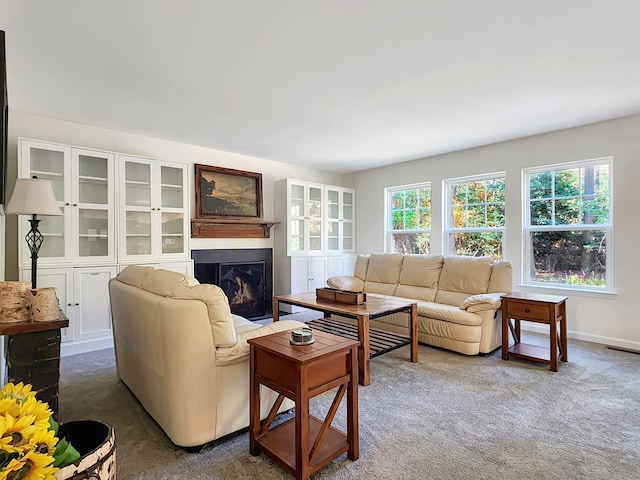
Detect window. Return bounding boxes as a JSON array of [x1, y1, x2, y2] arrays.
[[444, 174, 505, 258], [386, 184, 431, 254], [524, 158, 611, 290]]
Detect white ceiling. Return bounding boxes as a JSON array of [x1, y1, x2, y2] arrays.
[[2, 1, 640, 174]]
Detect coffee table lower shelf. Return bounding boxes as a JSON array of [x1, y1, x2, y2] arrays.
[[256, 415, 349, 476], [306, 318, 411, 358]]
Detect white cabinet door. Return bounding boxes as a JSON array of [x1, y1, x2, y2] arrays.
[[73, 266, 117, 344], [118, 155, 189, 263], [325, 185, 356, 254], [291, 256, 327, 293], [72, 148, 115, 263], [19, 140, 71, 265], [286, 180, 324, 256]]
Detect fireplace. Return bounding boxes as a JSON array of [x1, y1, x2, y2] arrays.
[[191, 249, 273, 320]]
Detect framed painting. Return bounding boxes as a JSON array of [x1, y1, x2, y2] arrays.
[[195, 164, 263, 219]]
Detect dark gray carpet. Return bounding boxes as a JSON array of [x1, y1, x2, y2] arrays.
[[59, 330, 640, 479]]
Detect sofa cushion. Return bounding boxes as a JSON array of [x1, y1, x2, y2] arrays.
[[173, 283, 237, 348], [416, 301, 483, 326], [141, 269, 200, 296], [435, 256, 494, 306], [353, 254, 370, 281], [395, 254, 443, 301], [117, 265, 155, 287], [365, 253, 404, 284], [215, 320, 306, 366]]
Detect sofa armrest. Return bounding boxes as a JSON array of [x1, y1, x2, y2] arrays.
[[459, 293, 504, 313], [326, 276, 365, 292], [215, 320, 306, 366]]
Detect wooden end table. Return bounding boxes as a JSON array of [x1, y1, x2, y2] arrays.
[[273, 292, 418, 386], [501, 292, 568, 372], [249, 329, 359, 480]]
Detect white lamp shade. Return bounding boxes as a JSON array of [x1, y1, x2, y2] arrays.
[[6, 178, 63, 216]]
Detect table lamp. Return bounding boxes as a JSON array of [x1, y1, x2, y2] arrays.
[[6, 176, 63, 288]]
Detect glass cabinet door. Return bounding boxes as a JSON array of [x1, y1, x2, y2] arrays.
[[326, 188, 340, 252], [123, 160, 153, 257], [289, 183, 305, 253], [307, 185, 323, 253], [20, 141, 70, 262], [342, 189, 355, 251], [75, 150, 113, 260], [159, 164, 186, 255]]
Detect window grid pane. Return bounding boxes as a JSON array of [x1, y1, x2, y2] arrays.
[[525, 159, 611, 289], [388, 185, 431, 254]]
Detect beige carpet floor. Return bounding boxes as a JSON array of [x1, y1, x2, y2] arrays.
[[58, 328, 640, 479]]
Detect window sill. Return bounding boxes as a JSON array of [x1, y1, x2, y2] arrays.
[[516, 283, 617, 299]]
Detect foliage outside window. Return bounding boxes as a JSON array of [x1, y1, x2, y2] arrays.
[[444, 174, 505, 258], [524, 158, 611, 289], [386, 184, 431, 254]]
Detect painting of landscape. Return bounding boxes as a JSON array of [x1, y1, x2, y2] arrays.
[[195, 164, 263, 219]]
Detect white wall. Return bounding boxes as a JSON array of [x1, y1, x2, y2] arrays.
[[4, 110, 344, 280], [346, 114, 640, 351]]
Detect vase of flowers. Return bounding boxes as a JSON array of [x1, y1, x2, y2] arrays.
[[0, 382, 114, 480]]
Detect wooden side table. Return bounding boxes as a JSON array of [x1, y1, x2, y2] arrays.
[[0, 313, 69, 415], [501, 292, 568, 372], [249, 329, 359, 480]]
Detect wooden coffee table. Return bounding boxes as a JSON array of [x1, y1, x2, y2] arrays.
[[273, 292, 418, 386]]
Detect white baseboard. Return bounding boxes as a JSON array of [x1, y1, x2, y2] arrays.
[[520, 324, 640, 352], [61, 336, 113, 357]]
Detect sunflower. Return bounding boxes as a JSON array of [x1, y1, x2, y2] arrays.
[[0, 383, 34, 404], [16, 397, 51, 430], [27, 428, 58, 457], [1, 451, 57, 480], [0, 399, 20, 420], [0, 413, 38, 454]]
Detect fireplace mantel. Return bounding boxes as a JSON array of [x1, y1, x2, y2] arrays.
[[191, 219, 279, 239]]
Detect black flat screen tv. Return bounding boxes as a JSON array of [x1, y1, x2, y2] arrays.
[[1, 30, 7, 207]]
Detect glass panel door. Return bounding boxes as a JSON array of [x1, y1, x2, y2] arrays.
[[161, 212, 185, 254], [308, 186, 323, 252]]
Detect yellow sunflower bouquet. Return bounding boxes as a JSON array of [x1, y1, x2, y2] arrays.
[[0, 382, 79, 480]]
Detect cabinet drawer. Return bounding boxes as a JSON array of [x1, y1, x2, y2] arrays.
[[506, 301, 551, 322]]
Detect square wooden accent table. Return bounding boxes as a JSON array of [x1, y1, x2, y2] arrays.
[[248, 329, 359, 480], [273, 292, 418, 386], [501, 292, 568, 372]]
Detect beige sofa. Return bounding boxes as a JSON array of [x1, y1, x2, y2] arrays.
[[326, 254, 512, 355], [108, 266, 305, 448]]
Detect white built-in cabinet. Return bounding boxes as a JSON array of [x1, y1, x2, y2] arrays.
[[17, 138, 192, 355], [19, 140, 116, 265], [274, 178, 357, 311]]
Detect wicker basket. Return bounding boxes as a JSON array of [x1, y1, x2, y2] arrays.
[[55, 420, 116, 480]]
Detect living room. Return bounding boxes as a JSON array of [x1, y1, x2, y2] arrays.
[[1, 2, 639, 479]]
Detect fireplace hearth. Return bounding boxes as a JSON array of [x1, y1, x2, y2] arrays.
[[191, 249, 273, 320]]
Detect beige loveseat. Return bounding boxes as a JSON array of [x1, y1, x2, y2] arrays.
[[326, 254, 512, 355], [108, 266, 305, 448]]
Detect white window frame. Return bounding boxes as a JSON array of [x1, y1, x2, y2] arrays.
[[443, 172, 506, 257], [385, 182, 431, 254], [523, 157, 613, 292]]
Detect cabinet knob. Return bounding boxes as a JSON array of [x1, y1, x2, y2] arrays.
[[73, 203, 78, 207], [75, 303, 79, 306], [67, 303, 72, 306], [525, 308, 530, 313], [65, 202, 70, 206]]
